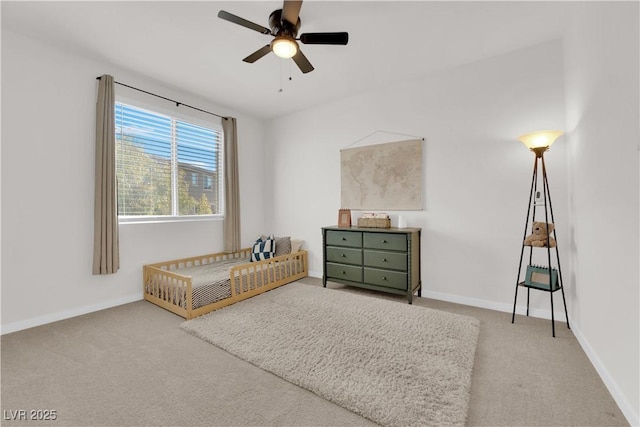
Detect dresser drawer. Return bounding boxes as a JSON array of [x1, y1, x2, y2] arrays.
[[363, 250, 407, 271], [326, 247, 363, 266], [363, 232, 407, 251], [326, 263, 363, 282], [326, 230, 363, 248], [364, 268, 408, 290]]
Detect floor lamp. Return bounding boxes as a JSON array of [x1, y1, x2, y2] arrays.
[[511, 130, 570, 337]]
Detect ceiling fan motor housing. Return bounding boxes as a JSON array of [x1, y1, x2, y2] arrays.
[[269, 9, 300, 38]]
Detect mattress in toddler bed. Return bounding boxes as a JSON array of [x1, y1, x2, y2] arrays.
[[154, 256, 297, 310], [167, 257, 244, 309]]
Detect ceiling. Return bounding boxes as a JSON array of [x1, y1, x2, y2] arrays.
[[2, 1, 570, 120]]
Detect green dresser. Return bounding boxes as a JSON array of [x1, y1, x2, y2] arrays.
[[322, 226, 422, 303]]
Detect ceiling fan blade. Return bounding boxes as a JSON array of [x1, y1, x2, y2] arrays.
[[292, 49, 314, 74], [300, 32, 349, 45], [243, 45, 272, 63], [282, 0, 303, 26], [218, 10, 271, 35]]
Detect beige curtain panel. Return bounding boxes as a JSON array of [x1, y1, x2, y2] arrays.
[[223, 117, 241, 253], [93, 74, 120, 275]]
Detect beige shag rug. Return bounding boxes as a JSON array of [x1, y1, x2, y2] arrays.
[[181, 283, 480, 426]]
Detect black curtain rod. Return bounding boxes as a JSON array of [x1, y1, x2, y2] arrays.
[[96, 76, 227, 120]]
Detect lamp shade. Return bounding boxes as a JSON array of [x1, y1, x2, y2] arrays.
[[271, 36, 298, 59], [517, 130, 563, 150]]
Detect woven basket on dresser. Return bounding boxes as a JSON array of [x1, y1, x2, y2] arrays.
[[357, 218, 391, 228]]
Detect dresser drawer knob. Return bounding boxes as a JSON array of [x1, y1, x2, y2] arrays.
[[342, 271, 347, 275], [342, 237, 347, 241], [341, 254, 346, 257], [382, 276, 387, 280], [383, 258, 387, 262], [382, 239, 387, 243]]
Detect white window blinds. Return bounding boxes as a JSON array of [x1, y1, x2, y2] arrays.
[[115, 102, 222, 218]]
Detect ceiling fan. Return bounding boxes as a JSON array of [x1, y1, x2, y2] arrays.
[[217, 0, 349, 74]]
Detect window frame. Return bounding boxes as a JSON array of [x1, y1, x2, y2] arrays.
[[114, 95, 224, 224]]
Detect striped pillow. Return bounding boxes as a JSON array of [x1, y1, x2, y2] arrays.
[[251, 235, 275, 262]]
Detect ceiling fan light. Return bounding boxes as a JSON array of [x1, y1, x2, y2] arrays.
[[271, 36, 298, 59]]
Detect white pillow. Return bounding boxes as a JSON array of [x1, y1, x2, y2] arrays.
[[290, 239, 304, 253]]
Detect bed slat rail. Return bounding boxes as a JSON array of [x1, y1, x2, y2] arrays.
[[230, 251, 308, 301], [143, 249, 308, 319], [143, 266, 192, 318], [146, 248, 253, 271]]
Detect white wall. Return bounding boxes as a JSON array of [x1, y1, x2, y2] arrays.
[[564, 2, 639, 424], [2, 3, 637, 424], [1, 30, 266, 333], [263, 7, 639, 423], [265, 40, 568, 319]]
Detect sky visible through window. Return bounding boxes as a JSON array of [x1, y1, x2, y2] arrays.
[[114, 103, 218, 172]]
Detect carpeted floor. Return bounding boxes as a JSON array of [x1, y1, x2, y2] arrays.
[[182, 283, 480, 426], [0, 277, 629, 426]]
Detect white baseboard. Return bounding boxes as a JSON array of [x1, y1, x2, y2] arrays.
[[309, 274, 568, 322], [303, 279, 637, 424], [571, 323, 639, 426], [417, 289, 637, 426], [417, 289, 638, 425], [1, 293, 142, 335], [422, 289, 569, 323], [309, 270, 322, 279], [2, 280, 636, 426]]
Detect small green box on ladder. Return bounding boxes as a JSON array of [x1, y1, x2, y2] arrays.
[[524, 265, 559, 291]]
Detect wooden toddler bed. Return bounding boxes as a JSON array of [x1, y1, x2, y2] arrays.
[[143, 248, 308, 319]]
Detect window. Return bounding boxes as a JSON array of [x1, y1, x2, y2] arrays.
[[204, 175, 213, 190], [115, 102, 222, 219]]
